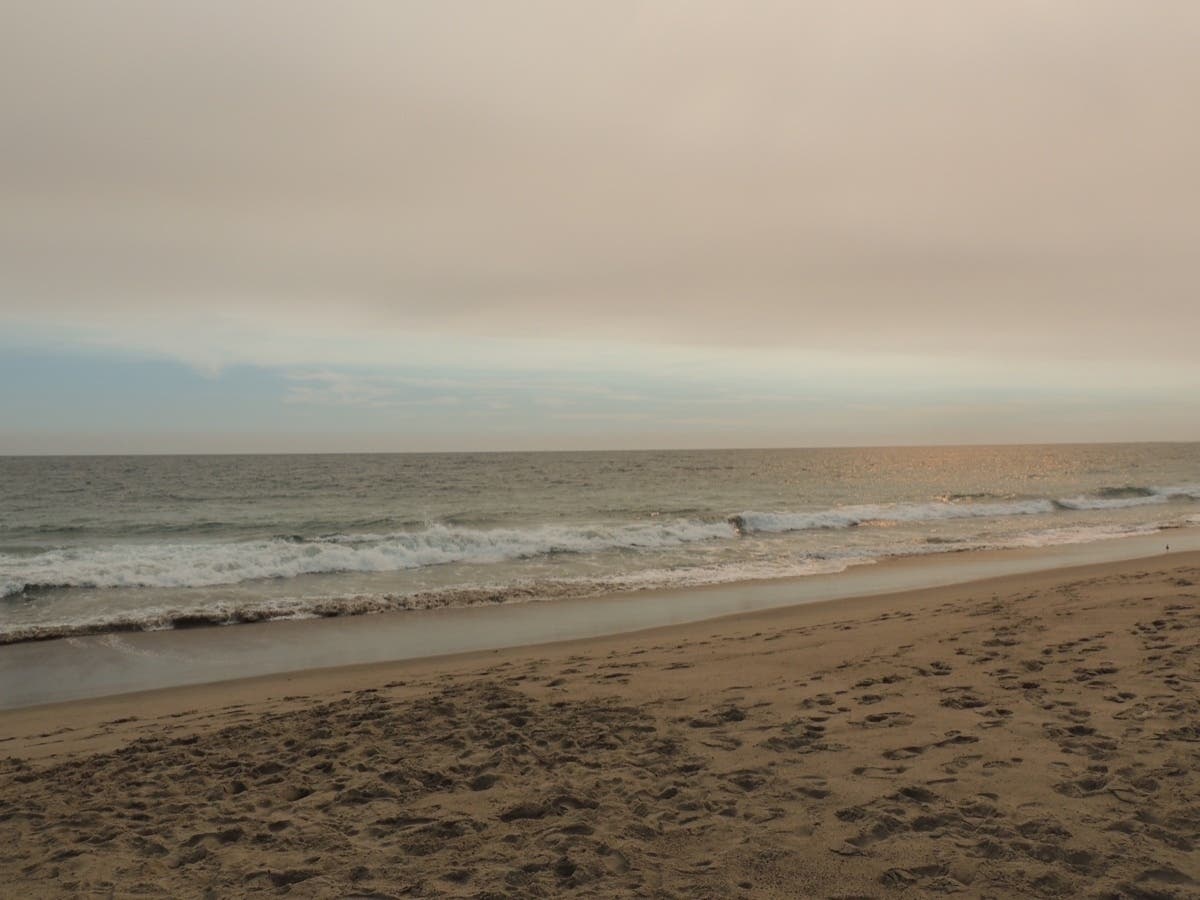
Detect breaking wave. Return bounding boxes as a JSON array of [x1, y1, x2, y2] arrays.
[[1, 516, 1174, 645], [0, 557, 874, 644], [728, 498, 1058, 534], [0, 520, 735, 598], [1054, 483, 1200, 511], [3, 483, 1197, 601], [731, 484, 1199, 534]]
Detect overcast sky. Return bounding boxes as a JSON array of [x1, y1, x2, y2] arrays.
[[2, 1, 1198, 452]]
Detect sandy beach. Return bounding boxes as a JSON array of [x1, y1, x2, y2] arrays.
[[3, 551, 1198, 898], [7, 0, 1200, 895]]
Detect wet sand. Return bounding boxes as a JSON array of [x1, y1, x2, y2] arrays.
[[2, 551, 1198, 897], [7, 527, 1200, 711]]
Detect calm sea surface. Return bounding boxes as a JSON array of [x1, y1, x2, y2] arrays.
[[2, 444, 1198, 642]]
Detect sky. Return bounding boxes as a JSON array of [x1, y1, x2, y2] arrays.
[[2, 1, 1198, 453]]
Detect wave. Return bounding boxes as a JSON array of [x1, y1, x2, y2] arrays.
[[0, 556, 870, 645], [1055, 483, 1200, 511], [1054, 495, 1167, 511], [0, 516, 427, 539], [0, 519, 736, 598], [1157, 484, 1200, 501], [0, 517, 1170, 645], [3, 483, 1197, 599], [1002, 522, 1162, 548], [731, 484, 1199, 534], [730, 498, 1058, 534], [1096, 485, 1157, 499]]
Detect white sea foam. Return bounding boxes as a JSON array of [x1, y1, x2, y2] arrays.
[[1157, 484, 1200, 500], [999, 523, 1161, 548], [734, 484, 1200, 534], [733, 498, 1057, 534], [1056, 494, 1164, 511], [2, 512, 1188, 645], [0, 556, 876, 643], [4, 484, 1197, 601], [1055, 496, 1165, 511], [0, 519, 737, 597]]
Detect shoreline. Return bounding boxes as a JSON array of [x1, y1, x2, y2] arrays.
[[6, 548, 1197, 742], [2, 527, 1197, 711], [3, 546, 1197, 896], [5, 517, 1191, 648]]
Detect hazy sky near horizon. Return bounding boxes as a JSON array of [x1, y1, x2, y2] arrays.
[[2, 1, 1199, 452]]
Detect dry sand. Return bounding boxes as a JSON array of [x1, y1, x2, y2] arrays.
[[2, 552, 1198, 898]]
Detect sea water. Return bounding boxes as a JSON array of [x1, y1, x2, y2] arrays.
[[2, 444, 1197, 643]]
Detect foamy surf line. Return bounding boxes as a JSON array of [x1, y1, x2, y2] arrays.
[[0, 558, 862, 645], [0, 521, 1173, 646], [2, 483, 1198, 598], [0, 519, 734, 598], [4, 529, 1199, 712]]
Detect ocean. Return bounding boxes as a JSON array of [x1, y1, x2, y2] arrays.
[[2, 444, 1198, 644]]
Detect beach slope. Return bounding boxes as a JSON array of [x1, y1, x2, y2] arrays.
[[2, 553, 1198, 897]]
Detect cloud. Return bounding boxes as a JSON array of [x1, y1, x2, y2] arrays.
[[1, 1, 1198, 449], [282, 372, 400, 408], [1, 1, 1197, 368]]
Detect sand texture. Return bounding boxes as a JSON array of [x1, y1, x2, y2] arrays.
[[2, 553, 1199, 898]]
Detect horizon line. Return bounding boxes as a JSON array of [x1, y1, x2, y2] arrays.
[[2, 438, 1197, 458]]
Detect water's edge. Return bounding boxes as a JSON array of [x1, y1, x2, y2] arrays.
[[2, 527, 1195, 711]]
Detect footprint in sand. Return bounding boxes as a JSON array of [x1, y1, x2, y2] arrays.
[[883, 733, 980, 761]]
